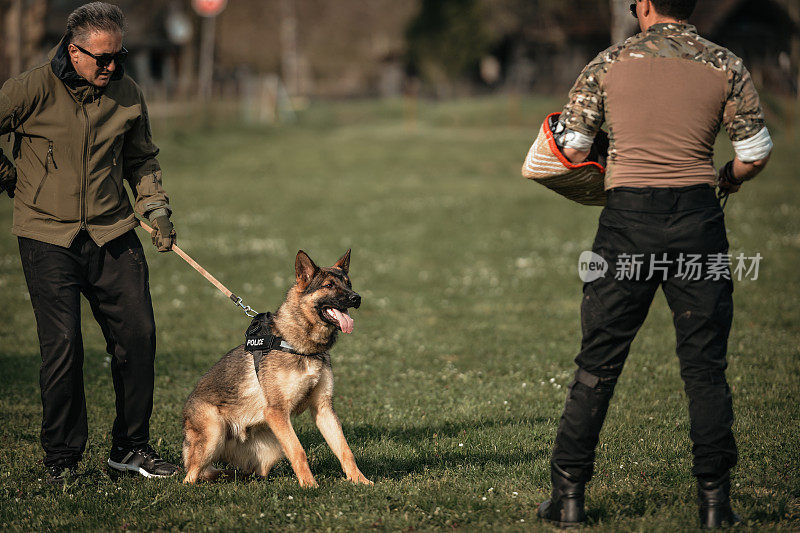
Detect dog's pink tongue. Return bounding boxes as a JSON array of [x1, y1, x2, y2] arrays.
[[330, 308, 354, 334]]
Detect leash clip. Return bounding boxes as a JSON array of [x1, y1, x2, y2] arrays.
[[234, 296, 258, 318]]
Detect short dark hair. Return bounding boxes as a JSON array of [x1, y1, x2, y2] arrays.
[[66, 2, 125, 45], [650, 0, 697, 20]]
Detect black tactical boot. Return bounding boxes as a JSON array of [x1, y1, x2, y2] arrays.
[[45, 461, 78, 485], [538, 462, 587, 528], [698, 472, 741, 529]]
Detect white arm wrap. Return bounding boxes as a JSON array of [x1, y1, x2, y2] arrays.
[[732, 127, 773, 163], [562, 130, 595, 151]]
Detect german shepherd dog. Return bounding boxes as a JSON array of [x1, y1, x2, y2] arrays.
[[182, 249, 371, 486]]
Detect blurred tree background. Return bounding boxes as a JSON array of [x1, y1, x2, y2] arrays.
[[1, 0, 798, 103], [405, 0, 490, 96]]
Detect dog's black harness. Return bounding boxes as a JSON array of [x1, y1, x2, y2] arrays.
[[246, 312, 300, 373]]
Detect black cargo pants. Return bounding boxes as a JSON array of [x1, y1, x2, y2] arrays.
[[18, 230, 156, 467], [552, 184, 737, 482]]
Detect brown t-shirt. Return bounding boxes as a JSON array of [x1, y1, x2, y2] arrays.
[[560, 23, 765, 189]]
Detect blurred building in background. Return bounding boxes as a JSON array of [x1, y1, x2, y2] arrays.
[[11, 0, 196, 99], [1, 0, 798, 101]]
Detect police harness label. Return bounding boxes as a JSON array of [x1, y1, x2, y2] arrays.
[[246, 337, 267, 348]]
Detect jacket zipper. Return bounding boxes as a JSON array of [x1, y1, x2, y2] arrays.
[[7, 112, 15, 142], [112, 136, 121, 166], [80, 100, 89, 230], [32, 141, 57, 204], [110, 138, 126, 202], [48, 142, 58, 169]]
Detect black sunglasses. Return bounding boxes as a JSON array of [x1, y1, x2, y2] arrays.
[[73, 43, 128, 69], [630, 2, 638, 18]]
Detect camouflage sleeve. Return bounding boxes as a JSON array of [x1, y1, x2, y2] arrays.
[[560, 52, 607, 138], [722, 59, 765, 142]]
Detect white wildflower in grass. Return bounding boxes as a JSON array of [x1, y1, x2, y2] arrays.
[[458, 443, 464, 447], [512, 492, 518, 497], [482, 497, 487, 501], [515, 257, 532, 268], [549, 378, 556, 383]]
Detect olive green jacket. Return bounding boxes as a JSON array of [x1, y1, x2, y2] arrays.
[[0, 38, 170, 247]]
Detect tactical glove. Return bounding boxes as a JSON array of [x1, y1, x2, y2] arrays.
[[151, 215, 176, 252], [0, 168, 16, 198]]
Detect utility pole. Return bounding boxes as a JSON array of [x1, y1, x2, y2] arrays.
[[197, 15, 215, 100], [280, 0, 300, 96], [192, 0, 227, 101]]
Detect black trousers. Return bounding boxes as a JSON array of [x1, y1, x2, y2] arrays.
[[552, 185, 737, 481], [19, 230, 156, 467]]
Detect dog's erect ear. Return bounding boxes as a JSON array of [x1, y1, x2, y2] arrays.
[[295, 250, 319, 289], [333, 249, 351, 274]]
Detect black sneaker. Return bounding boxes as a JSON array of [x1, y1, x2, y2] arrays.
[[108, 444, 180, 478], [45, 462, 78, 485]]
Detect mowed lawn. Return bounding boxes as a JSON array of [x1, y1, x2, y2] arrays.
[[0, 96, 798, 531]]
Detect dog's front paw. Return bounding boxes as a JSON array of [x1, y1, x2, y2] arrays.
[[347, 470, 373, 485], [297, 475, 318, 488]]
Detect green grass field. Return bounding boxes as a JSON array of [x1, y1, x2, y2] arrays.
[[1, 96, 798, 531]]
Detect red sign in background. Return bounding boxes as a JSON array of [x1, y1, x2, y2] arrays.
[[192, 0, 227, 17]]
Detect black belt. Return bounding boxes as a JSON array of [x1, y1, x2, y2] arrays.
[[606, 184, 719, 213]]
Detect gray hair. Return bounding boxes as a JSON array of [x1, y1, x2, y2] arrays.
[[66, 2, 126, 45]]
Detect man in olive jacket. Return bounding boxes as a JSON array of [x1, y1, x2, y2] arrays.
[[0, 2, 179, 482]]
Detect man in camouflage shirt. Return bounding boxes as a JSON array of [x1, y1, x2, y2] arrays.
[[538, 0, 772, 528]]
